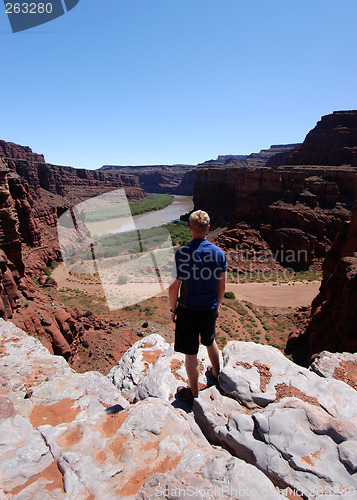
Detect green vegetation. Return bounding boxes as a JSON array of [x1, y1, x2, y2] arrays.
[[216, 335, 226, 348], [85, 193, 174, 222], [93, 225, 173, 260], [144, 306, 156, 316], [122, 303, 157, 316], [123, 303, 142, 311], [262, 321, 272, 331], [219, 323, 232, 335], [117, 274, 128, 285], [249, 329, 260, 343], [227, 268, 322, 284], [43, 261, 58, 278], [224, 291, 235, 300], [291, 269, 322, 282], [165, 220, 191, 246], [228, 300, 249, 317], [90, 218, 191, 262], [43, 267, 51, 278]]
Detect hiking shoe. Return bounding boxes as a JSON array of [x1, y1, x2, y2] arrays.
[[206, 365, 218, 384], [177, 386, 195, 403]]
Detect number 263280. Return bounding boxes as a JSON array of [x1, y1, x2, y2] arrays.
[[5, 3, 53, 14]]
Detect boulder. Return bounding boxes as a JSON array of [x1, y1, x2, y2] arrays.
[[193, 341, 357, 498], [107, 334, 221, 403], [41, 311, 71, 360], [218, 342, 357, 419], [310, 351, 357, 390]]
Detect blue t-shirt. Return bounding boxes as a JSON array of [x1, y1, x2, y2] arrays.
[[173, 238, 227, 310]]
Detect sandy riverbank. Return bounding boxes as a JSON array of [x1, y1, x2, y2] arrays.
[[225, 281, 320, 308], [53, 263, 320, 309]]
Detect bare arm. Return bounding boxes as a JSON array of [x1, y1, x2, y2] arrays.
[[217, 271, 226, 317], [168, 279, 181, 322]]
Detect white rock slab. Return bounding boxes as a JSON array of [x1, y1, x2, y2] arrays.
[[0, 321, 283, 499], [194, 341, 357, 499], [107, 333, 221, 402], [219, 341, 357, 420], [310, 350, 357, 381]]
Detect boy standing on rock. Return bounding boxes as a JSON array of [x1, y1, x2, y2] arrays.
[[169, 210, 227, 402]]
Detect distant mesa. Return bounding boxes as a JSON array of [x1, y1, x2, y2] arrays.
[[100, 144, 301, 195], [198, 144, 301, 170], [100, 164, 196, 195], [217, 154, 248, 162]]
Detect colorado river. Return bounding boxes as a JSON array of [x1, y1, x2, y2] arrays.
[[87, 195, 193, 236]]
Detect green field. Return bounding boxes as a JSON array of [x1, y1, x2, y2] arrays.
[[85, 193, 175, 222]]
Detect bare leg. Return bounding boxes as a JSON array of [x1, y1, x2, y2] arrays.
[[185, 354, 199, 397], [207, 340, 220, 378]]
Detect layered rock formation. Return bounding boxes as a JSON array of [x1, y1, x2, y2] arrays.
[[286, 111, 357, 167], [0, 140, 45, 163], [194, 112, 357, 270], [296, 188, 357, 360], [100, 164, 195, 195], [200, 144, 301, 170], [100, 145, 300, 196], [196, 165, 356, 270], [0, 142, 145, 358]]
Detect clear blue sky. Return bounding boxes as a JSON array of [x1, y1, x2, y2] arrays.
[[1, 0, 357, 170]]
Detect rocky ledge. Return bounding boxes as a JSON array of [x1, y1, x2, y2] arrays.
[[1, 323, 357, 499]]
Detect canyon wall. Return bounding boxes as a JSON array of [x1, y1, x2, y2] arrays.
[[286, 111, 357, 167], [195, 164, 357, 269], [0, 142, 145, 359], [197, 144, 300, 170], [100, 164, 195, 194], [0, 153, 145, 278], [99, 145, 300, 195], [0, 139, 45, 163], [300, 188, 357, 360], [194, 112, 357, 270]]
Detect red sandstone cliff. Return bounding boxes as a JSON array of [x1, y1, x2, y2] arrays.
[[100, 164, 195, 194], [194, 112, 357, 271], [195, 165, 357, 270], [0, 142, 145, 360], [301, 190, 357, 360], [285, 111, 357, 167], [0, 140, 45, 163]]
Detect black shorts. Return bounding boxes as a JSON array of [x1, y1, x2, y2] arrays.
[[174, 306, 218, 355]]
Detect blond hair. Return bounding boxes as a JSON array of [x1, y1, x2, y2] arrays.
[[189, 210, 210, 233]]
